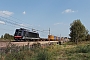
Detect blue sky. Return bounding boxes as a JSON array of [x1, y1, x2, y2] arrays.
[[0, 0, 90, 38]]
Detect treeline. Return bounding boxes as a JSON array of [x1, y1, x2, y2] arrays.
[[69, 19, 90, 44], [0, 33, 14, 40]]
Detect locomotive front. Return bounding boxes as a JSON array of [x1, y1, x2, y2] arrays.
[[14, 28, 24, 40], [14, 28, 40, 41]]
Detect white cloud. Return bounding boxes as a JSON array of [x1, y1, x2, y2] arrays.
[[19, 24, 26, 27], [19, 24, 32, 27], [54, 22, 63, 25], [23, 11, 26, 14], [54, 22, 68, 26], [62, 9, 77, 13], [0, 21, 5, 24], [0, 11, 14, 17], [26, 24, 33, 27]]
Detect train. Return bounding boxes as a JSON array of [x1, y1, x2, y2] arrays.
[[14, 28, 68, 41], [14, 28, 39, 41]]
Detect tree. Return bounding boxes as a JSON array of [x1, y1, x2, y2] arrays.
[[4, 33, 9, 39], [1, 35, 3, 39], [86, 34, 90, 41], [69, 19, 88, 44], [4, 33, 14, 40]]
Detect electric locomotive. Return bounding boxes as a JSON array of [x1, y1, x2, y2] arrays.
[[14, 28, 39, 41]]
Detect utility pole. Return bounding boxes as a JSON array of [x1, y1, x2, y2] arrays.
[[48, 28, 50, 43], [60, 34, 61, 38], [49, 28, 50, 35]]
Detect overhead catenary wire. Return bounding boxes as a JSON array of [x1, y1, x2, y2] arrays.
[[2, 13, 49, 32], [0, 13, 49, 33], [0, 16, 32, 29], [0, 13, 33, 29], [1, 12, 22, 24], [4, 13, 34, 29], [0, 27, 13, 31]]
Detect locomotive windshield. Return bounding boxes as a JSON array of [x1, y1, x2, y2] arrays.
[[14, 29, 22, 36]]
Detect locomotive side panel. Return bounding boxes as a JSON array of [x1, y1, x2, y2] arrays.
[[14, 28, 40, 41]]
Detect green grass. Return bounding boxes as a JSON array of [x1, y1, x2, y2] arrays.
[[1, 41, 90, 60]]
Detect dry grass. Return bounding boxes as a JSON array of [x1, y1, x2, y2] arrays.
[[1, 41, 90, 60]]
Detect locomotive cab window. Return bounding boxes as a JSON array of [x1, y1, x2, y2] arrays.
[[14, 29, 22, 36]]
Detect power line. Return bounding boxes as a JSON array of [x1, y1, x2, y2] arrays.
[[1, 13, 36, 29], [0, 13, 49, 33], [0, 17, 32, 29], [0, 28, 13, 32], [2, 12, 22, 24], [2, 13, 48, 32], [0, 13, 33, 29]]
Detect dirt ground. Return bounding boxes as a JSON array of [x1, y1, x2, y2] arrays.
[[0, 41, 58, 48]]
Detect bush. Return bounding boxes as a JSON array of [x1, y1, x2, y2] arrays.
[[67, 44, 90, 54], [35, 49, 53, 60], [5, 52, 25, 60], [76, 45, 90, 53]]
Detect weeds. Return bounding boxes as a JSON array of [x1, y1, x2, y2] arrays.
[[1, 41, 90, 60]]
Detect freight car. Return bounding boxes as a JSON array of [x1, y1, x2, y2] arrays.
[[14, 28, 39, 41], [48, 35, 60, 41]]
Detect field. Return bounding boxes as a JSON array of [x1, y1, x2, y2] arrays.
[[0, 41, 90, 60]]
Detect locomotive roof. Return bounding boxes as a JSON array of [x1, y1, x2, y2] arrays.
[[16, 28, 39, 34]]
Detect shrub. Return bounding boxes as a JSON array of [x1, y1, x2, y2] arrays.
[[35, 49, 53, 60], [76, 45, 90, 53], [5, 52, 25, 60]]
